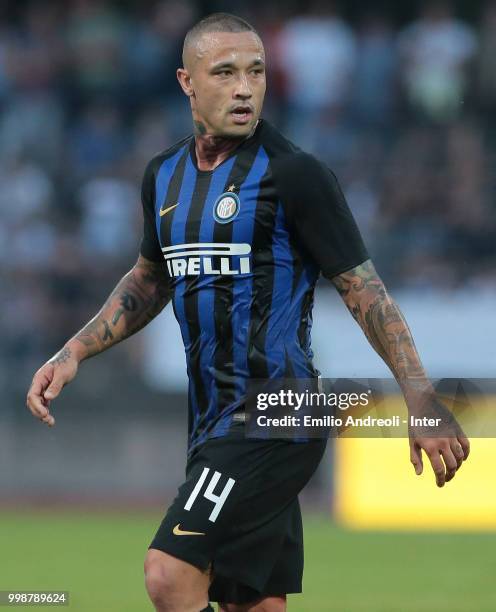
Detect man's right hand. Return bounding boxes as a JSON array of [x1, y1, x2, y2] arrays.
[[26, 344, 80, 427], [25, 256, 171, 427]]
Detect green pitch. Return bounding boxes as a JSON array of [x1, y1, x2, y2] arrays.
[[0, 510, 494, 611]]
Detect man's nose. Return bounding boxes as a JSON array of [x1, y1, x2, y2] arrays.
[[233, 73, 252, 99]]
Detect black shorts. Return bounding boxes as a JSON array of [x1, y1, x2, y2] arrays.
[[149, 432, 327, 605]]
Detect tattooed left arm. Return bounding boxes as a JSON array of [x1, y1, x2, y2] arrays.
[[331, 259, 470, 486], [331, 259, 427, 392]]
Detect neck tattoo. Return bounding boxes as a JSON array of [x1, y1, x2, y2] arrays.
[[193, 120, 259, 172]]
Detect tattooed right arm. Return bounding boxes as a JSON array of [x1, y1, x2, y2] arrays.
[[67, 255, 171, 362], [26, 255, 170, 426]]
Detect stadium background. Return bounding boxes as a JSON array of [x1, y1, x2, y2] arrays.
[[1, 0, 495, 609]]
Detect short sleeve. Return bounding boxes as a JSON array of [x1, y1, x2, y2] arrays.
[[274, 152, 369, 279], [139, 159, 163, 262]]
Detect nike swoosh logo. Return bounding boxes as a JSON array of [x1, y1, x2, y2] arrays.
[[159, 203, 179, 217], [173, 523, 205, 536]]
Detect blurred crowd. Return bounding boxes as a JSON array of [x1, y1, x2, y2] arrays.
[[2, 0, 496, 377]]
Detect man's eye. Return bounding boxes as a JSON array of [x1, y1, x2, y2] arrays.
[[217, 71, 231, 76]]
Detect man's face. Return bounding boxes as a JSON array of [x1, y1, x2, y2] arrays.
[[178, 31, 266, 138]]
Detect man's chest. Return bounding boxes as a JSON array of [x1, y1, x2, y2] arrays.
[[156, 166, 284, 279]]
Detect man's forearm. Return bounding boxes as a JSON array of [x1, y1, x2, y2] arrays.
[[332, 260, 469, 482], [332, 260, 432, 400], [63, 256, 171, 363]]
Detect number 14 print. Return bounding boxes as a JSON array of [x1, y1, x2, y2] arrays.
[[184, 468, 236, 522]]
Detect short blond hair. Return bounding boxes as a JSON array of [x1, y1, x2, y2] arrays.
[[182, 13, 259, 67]]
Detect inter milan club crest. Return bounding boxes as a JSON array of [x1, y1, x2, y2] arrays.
[[213, 186, 240, 224]]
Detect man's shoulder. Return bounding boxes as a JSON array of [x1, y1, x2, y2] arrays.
[[144, 134, 193, 177], [260, 119, 300, 159], [272, 150, 324, 176], [260, 121, 324, 175]]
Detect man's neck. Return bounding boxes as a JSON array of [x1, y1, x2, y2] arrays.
[[193, 120, 258, 172]]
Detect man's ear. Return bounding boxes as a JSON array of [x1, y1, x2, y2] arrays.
[[177, 68, 194, 97]]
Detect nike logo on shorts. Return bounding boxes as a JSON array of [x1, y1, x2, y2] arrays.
[[172, 523, 205, 536]]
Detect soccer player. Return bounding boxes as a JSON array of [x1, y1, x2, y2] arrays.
[[26, 13, 470, 612]]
